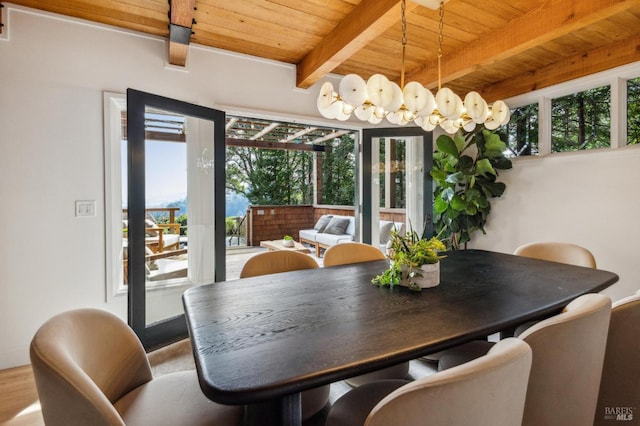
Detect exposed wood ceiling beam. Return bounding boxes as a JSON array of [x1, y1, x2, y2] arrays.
[[169, 0, 196, 66], [408, 0, 636, 90], [296, 0, 419, 89], [226, 138, 329, 152], [481, 33, 640, 102]]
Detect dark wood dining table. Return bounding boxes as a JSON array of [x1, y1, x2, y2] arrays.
[[182, 249, 618, 426]]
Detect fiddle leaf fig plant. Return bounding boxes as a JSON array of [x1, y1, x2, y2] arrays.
[[431, 128, 512, 250]]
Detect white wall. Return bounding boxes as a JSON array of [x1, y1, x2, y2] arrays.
[[0, 6, 340, 369], [472, 146, 640, 301], [1, 5, 638, 369]]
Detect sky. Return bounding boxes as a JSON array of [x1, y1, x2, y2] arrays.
[[121, 140, 187, 207]]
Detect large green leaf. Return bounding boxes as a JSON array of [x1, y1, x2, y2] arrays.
[[458, 155, 474, 174], [441, 187, 455, 202], [492, 156, 513, 170], [483, 130, 507, 153], [436, 135, 459, 158], [476, 158, 496, 176], [484, 149, 505, 159], [454, 132, 467, 153], [434, 197, 449, 214], [482, 181, 506, 197], [450, 194, 467, 211], [430, 169, 447, 182], [445, 172, 465, 184]]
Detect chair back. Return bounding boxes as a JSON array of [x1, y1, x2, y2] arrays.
[[323, 242, 386, 267], [518, 293, 611, 426], [514, 241, 596, 268], [365, 338, 532, 426], [594, 292, 640, 426], [240, 250, 319, 278], [30, 309, 152, 426]]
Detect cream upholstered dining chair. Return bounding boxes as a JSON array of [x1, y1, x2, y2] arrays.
[[323, 241, 409, 387], [438, 293, 612, 426], [514, 241, 597, 268], [239, 249, 319, 278], [509, 241, 597, 337], [594, 292, 640, 426], [325, 338, 532, 426], [30, 308, 242, 426], [323, 241, 386, 267], [239, 250, 329, 421]]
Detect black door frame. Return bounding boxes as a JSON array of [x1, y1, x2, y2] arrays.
[[361, 127, 434, 244], [127, 88, 226, 349]]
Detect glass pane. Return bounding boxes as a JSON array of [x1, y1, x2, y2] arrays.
[[551, 86, 611, 152], [371, 136, 425, 251], [320, 135, 356, 205], [499, 103, 539, 157], [628, 76, 640, 145], [142, 108, 215, 326]]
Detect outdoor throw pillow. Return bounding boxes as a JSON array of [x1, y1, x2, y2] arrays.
[[145, 219, 160, 236], [324, 217, 350, 235], [379, 221, 395, 244], [314, 215, 333, 232]]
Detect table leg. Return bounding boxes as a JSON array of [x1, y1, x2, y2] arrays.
[[242, 393, 302, 426]]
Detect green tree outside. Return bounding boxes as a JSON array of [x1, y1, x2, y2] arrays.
[[551, 86, 611, 152], [226, 134, 356, 206]]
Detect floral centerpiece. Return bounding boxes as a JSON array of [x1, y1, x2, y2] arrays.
[[372, 228, 446, 291]]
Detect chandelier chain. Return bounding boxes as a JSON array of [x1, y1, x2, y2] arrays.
[[438, 1, 444, 90], [400, 0, 407, 89]]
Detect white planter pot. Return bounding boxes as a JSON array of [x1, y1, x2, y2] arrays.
[[282, 239, 295, 247], [401, 262, 440, 289]]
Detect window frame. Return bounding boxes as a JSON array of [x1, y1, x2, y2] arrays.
[[504, 61, 640, 157]]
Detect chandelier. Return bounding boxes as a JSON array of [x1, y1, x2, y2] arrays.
[[316, 0, 510, 134]]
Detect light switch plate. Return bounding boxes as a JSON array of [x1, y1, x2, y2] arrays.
[[76, 200, 96, 217]]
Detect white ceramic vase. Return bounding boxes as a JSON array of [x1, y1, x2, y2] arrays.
[[406, 262, 440, 288]]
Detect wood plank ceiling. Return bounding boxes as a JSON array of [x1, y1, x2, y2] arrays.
[[7, 0, 640, 145], [8, 0, 640, 101]]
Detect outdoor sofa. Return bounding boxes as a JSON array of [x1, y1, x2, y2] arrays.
[[299, 214, 404, 257]]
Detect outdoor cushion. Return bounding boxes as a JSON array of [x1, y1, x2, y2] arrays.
[[299, 229, 319, 242], [313, 215, 333, 232], [316, 232, 353, 246], [324, 217, 351, 235]]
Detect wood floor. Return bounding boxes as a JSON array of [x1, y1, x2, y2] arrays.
[[0, 365, 42, 426]]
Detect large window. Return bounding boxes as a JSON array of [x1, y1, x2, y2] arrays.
[[500, 103, 539, 157], [628, 76, 640, 145], [502, 64, 640, 156], [551, 85, 611, 152]]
